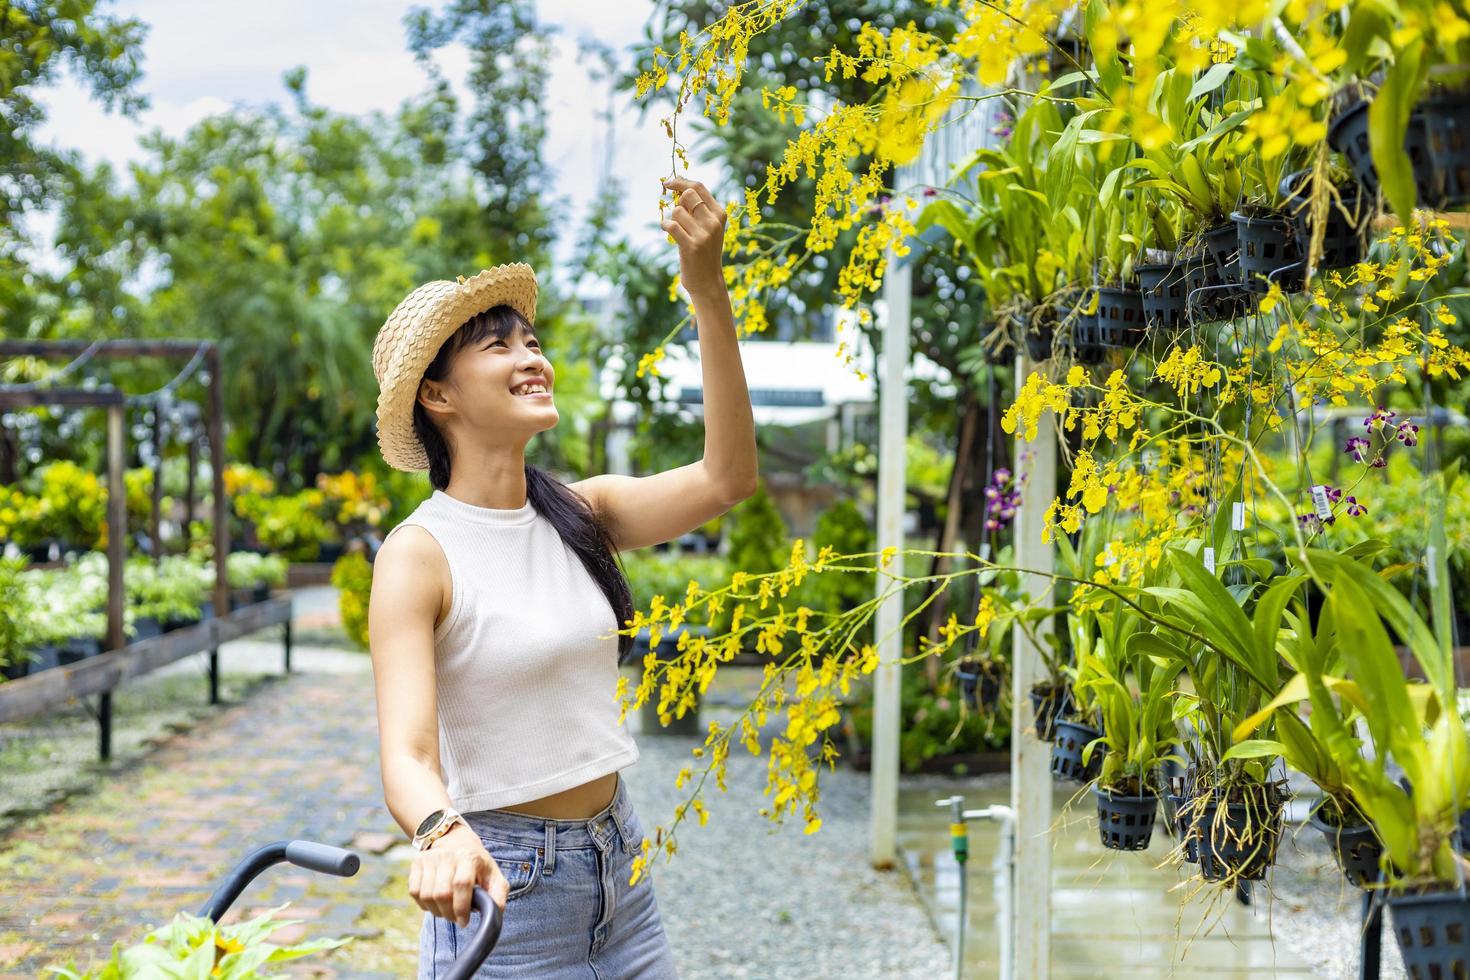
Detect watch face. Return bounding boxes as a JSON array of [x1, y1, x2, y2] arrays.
[[416, 810, 446, 838]]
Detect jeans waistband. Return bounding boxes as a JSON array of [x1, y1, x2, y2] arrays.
[[461, 774, 635, 869]]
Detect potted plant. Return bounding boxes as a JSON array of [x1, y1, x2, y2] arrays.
[[1278, 167, 1371, 273], [1132, 529, 1292, 883], [917, 96, 1089, 363], [1083, 600, 1184, 851], [1228, 114, 1315, 295], [227, 551, 287, 608], [1284, 541, 1470, 976], [1050, 604, 1105, 783]]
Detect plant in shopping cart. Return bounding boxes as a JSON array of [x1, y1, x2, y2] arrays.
[[45, 903, 348, 979]]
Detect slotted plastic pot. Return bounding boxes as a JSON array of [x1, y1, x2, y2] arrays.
[[1279, 170, 1371, 271], [1050, 719, 1103, 783], [1387, 890, 1470, 980], [1231, 210, 1304, 294], [1136, 261, 1188, 332], [1029, 682, 1070, 743], [1094, 789, 1159, 851], [1327, 98, 1440, 207], [1308, 802, 1384, 887], [1422, 91, 1470, 208], [1197, 797, 1284, 882]]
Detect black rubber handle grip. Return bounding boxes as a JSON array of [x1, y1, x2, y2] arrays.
[[285, 840, 361, 877]]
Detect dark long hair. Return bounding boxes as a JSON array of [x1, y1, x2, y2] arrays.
[[412, 305, 636, 663]]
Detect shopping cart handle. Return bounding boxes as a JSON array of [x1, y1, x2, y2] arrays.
[[441, 887, 504, 980], [285, 840, 361, 877], [199, 841, 362, 922]]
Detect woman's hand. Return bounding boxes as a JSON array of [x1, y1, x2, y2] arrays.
[[660, 176, 727, 298], [408, 823, 509, 926]]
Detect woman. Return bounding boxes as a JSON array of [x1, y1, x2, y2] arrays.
[[367, 176, 756, 979]]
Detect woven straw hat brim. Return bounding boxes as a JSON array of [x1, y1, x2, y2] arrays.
[[373, 263, 539, 472]]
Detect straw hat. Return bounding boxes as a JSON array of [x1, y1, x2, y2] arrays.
[[372, 263, 539, 471]]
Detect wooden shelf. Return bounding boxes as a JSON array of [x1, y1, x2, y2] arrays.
[[0, 596, 293, 726]]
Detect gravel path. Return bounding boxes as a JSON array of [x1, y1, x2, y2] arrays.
[[625, 707, 950, 980], [1266, 819, 1407, 979]]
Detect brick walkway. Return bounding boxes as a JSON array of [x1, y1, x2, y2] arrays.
[[0, 670, 404, 979]]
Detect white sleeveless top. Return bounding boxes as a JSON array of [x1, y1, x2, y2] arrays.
[[383, 488, 639, 812]]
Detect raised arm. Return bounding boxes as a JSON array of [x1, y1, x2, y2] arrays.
[[571, 176, 758, 552]]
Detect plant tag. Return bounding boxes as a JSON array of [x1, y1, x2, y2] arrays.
[[1310, 484, 1333, 520], [1231, 502, 1246, 531], [1427, 545, 1438, 587], [1203, 547, 1216, 574]]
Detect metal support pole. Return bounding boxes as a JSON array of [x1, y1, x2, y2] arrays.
[[149, 407, 164, 558], [186, 435, 197, 536], [1360, 886, 1382, 980], [870, 248, 913, 868], [206, 350, 228, 707], [102, 403, 127, 761], [1010, 350, 1054, 979], [284, 618, 293, 674]]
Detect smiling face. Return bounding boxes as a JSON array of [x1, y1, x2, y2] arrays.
[[414, 306, 559, 452]]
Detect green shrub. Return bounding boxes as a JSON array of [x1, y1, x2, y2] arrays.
[[226, 552, 288, 589], [0, 557, 36, 671], [23, 556, 108, 646], [331, 552, 373, 650], [724, 480, 788, 575], [618, 550, 732, 629], [846, 664, 1010, 771], [27, 461, 108, 551], [805, 497, 875, 620]]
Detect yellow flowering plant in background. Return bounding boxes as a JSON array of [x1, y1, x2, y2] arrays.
[[621, 0, 1470, 898]]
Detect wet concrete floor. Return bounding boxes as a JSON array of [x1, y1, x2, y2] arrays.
[[897, 780, 1318, 979]]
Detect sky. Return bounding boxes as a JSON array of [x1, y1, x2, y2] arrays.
[[32, 0, 685, 295]]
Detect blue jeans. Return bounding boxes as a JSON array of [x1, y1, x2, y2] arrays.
[[418, 774, 679, 979]]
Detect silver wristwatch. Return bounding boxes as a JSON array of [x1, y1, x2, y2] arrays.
[[412, 807, 464, 851]]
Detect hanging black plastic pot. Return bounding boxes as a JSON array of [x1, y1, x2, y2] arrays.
[[1050, 718, 1103, 783], [1093, 285, 1147, 346], [1307, 801, 1384, 887], [1387, 890, 1470, 980], [1164, 790, 1200, 863], [956, 659, 985, 711], [1094, 788, 1159, 851], [1181, 246, 1246, 323], [1230, 210, 1305, 294], [1279, 170, 1371, 271], [1327, 98, 1440, 207], [1023, 323, 1053, 362], [1136, 261, 1188, 332], [1203, 221, 1244, 284], [1029, 681, 1070, 742], [1069, 314, 1107, 365], [1422, 90, 1470, 208], [1197, 797, 1284, 882]]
